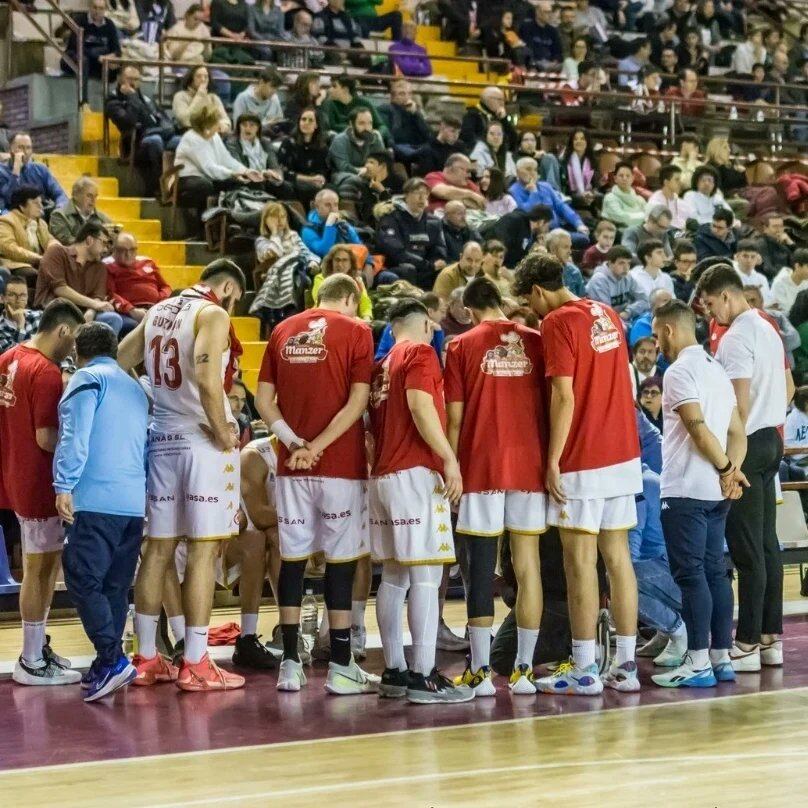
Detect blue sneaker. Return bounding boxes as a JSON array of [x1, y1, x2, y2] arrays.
[[712, 662, 736, 682], [84, 657, 137, 703], [652, 656, 717, 688], [535, 659, 604, 696], [81, 658, 102, 691]]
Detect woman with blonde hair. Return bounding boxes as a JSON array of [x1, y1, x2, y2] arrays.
[[704, 135, 749, 218], [311, 245, 373, 321]]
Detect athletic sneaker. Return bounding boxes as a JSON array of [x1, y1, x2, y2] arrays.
[[602, 660, 641, 692], [176, 653, 245, 691], [730, 643, 761, 672], [84, 657, 137, 703], [277, 658, 307, 691], [43, 635, 72, 669], [351, 625, 367, 661], [652, 656, 717, 688], [637, 631, 668, 658], [436, 621, 470, 652], [232, 634, 276, 670], [325, 659, 380, 695], [760, 640, 783, 667], [653, 637, 686, 668], [508, 663, 537, 695], [535, 660, 604, 696], [407, 669, 475, 704], [379, 667, 411, 698], [81, 658, 102, 690], [453, 663, 496, 696], [12, 656, 82, 686], [132, 653, 179, 686], [171, 639, 185, 669], [712, 662, 736, 682]]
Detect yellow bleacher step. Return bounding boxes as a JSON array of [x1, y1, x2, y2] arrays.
[[160, 265, 204, 289], [117, 219, 162, 239], [424, 41, 456, 57], [40, 154, 99, 175], [51, 175, 119, 197], [240, 341, 268, 370], [417, 25, 442, 42], [82, 110, 120, 144], [138, 241, 187, 265], [99, 196, 142, 219], [241, 368, 259, 394], [232, 316, 260, 341]]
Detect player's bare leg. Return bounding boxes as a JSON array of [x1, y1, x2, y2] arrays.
[[181, 540, 220, 660], [509, 533, 542, 694], [436, 563, 469, 652], [162, 565, 184, 652], [19, 551, 60, 660]]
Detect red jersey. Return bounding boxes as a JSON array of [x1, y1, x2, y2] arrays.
[[106, 257, 172, 313], [259, 308, 373, 479], [369, 341, 445, 477], [542, 299, 641, 497], [424, 171, 481, 213], [709, 310, 789, 369], [0, 344, 63, 518], [444, 320, 547, 493]]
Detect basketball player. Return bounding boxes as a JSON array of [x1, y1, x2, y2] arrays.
[[255, 273, 378, 695], [368, 298, 472, 704], [0, 300, 84, 686], [445, 277, 548, 696], [118, 260, 246, 691], [515, 254, 643, 695]]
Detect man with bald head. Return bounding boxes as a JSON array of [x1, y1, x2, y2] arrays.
[[104, 232, 172, 335], [460, 86, 518, 152], [433, 241, 484, 300]]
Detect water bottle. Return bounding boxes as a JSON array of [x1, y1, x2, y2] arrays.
[[124, 605, 137, 656], [300, 589, 318, 652], [729, 106, 738, 121]]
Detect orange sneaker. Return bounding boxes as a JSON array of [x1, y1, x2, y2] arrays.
[[131, 654, 179, 686], [176, 653, 246, 692]]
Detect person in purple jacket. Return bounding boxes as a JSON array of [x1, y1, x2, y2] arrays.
[[389, 21, 433, 77]]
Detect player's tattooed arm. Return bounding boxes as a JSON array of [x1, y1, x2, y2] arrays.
[[195, 353, 210, 364], [685, 418, 705, 429]]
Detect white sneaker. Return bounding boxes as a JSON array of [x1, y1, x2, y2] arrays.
[[350, 625, 367, 661], [760, 640, 783, 667], [637, 631, 668, 658], [730, 643, 761, 672], [13, 656, 82, 686], [436, 621, 470, 652], [325, 658, 380, 695], [601, 660, 641, 692], [654, 636, 687, 668], [277, 658, 307, 691], [508, 664, 537, 695]]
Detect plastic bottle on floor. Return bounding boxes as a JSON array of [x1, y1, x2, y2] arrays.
[[301, 589, 318, 653], [124, 605, 138, 656]]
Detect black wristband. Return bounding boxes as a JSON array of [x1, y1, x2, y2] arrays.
[[717, 460, 733, 475]]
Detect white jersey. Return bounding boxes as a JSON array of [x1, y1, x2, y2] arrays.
[[242, 437, 278, 531], [144, 288, 233, 434]]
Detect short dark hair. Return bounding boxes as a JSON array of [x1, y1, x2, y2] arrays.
[[349, 105, 374, 125], [638, 239, 665, 265], [653, 298, 696, 331], [526, 204, 553, 222], [235, 113, 262, 131], [794, 385, 808, 413], [4, 274, 27, 289], [388, 297, 428, 323], [9, 185, 41, 211], [639, 374, 662, 394], [37, 298, 84, 333], [696, 263, 744, 297], [631, 37, 650, 54], [483, 239, 506, 255], [794, 248, 808, 267], [509, 306, 540, 329], [366, 151, 392, 171], [402, 177, 428, 195], [513, 253, 564, 295], [75, 321, 118, 361], [691, 165, 718, 191], [736, 238, 760, 254], [75, 220, 109, 243], [333, 74, 357, 94], [421, 292, 440, 311], [659, 164, 682, 184], [679, 132, 699, 145], [673, 239, 696, 258], [606, 245, 633, 263], [258, 66, 283, 87], [632, 336, 656, 354], [712, 208, 734, 227], [614, 161, 634, 174], [200, 258, 246, 292], [462, 276, 503, 310], [439, 115, 461, 129], [763, 212, 784, 227]]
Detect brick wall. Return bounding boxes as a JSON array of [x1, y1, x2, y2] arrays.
[[0, 85, 71, 152], [0, 86, 30, 132], [29, 123, 70, 153]]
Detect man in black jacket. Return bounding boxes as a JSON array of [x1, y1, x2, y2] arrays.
[[376, 178, 448, 289], [377, 79, 433, 170], [440, 201, 482, 263], [756, 213, 795, 282], [105, 65, 179, 196], [484, 204, 553, 268], [414, 116, 467, 177], [459, 86, 518, 152]]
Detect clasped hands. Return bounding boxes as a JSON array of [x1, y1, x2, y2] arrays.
[[286, 441, 322, 471], [719, 465, 750, 501]]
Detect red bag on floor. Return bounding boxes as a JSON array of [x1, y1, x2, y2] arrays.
[[208, 622, 241, 646]]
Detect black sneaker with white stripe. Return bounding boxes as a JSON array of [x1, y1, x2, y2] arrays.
[[406, 668, 475, 704], [233, 634, 277, 670], [379, 667, 412, 698], [43, 635, 72, 669]]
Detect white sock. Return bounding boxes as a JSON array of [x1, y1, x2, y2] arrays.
[[571, 638, 596, 669], [709, 648, 730, 665], [22, 620, 46, 665], [689, 649, 710, 669], [135, 612, 159, 659], [168, 615, 185, 645], [351, 600, 366, 630], [184, 626, 209, 664], [515, 627, 539, 669], [615, 634, 636, 666], [318, 609, 330, 640], [469, 626, 491, 671], [241, 613, 259, 637], [376, 578, 407, 671], [670, 621, 687, 642], [407, 569, 441, 676]]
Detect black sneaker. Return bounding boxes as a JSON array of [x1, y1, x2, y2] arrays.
[[407, 668, 475, 704], [233, 634, 277, 670], [379, 667, 411, 698], [171, 638, 185, 669], [43, 635, 71, 669]]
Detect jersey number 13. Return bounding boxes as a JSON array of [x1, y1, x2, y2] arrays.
[[149, 335, 183, 390]]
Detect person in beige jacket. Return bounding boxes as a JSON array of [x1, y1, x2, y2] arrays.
[[0, 186, 57, 285], [172, 64, 231, 134], [164, 4, 212, 63]]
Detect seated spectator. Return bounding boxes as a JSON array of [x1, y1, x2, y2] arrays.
[[561, 35, 589, 81], [771, 248, 808, 315], [135, 0, 175, 47], [460, 86, 518, 152], [415, 116, 467, 178], [301, 188, 363, 259], [756, 212, 795, 282], [586, 245, 649, 321], [638, 375, 664, 431], [704, 136, 747, 199], [440, 201, 482, 263], [631, 239, 675, 298], [516, 131, 562, 191], [356, 151, 403, 222], [694, 208, 737, 261], [209, 0, 250, 53], [602, 162, 649, 228], [646, 165, 694, 231], [682, 165, 731, 224], [247, 0, 285, 60], [546, 228, 586, 296], [574, 0, 609, 45], [0, 102, 9, 155], [50, 178, 113, 247], [0, 186, 57, 282], [105, 0, 140, 36], [631, 66, 664, 114], [628, 287, 674, 347], [165, 4, 212, 64], [630, 337, 662, 395], [470, 121, 517, 183], [519, 1, 562, 69], [731, 26, 767, 74], [376, 291, 445, 360], [480, 239, 512, 296], [321, 75, 389, 140], [657, 47, 681, 92], [0, 132, 68, 214], [378, 79, 432, 168], [744, 285, 801, 366], [509, 305, 540, 329], [227, 114, 294, 200], [734, 238, 771, 303], [328, 108, 386, 198], [618, 39, 652, 89], [622, 206, 675, 260], [651, 18, 679, 68], [173, 65, 231, 135], [34, 221, 124, 334], [0, 274, 41, 354], [485, 204, 553, 268], [436, 0, 474, 51], [483, 10, 528, 68], [433, 241, 484, 300], [279, 11, 325, 69], [560, 128, 601, 220], [425, 154, 485, 213], [175, 99, 264, 212], [664, 68, 707, 116], [277, 107, 331, 210], [105, 65, 179, 197], [670, 239, 697, 301], [389, 19, 432, 77], [677, 27, 709, 75], [480, 168, 518, 218], [669, 133, 703, 189], [440, 286, 474, 337], [284, 72, 327, 135], [104, 231, 171, 335], [376, 178, 447, 289], [578, 217, 616, 276], [313, 0, 364, 51], [232, 68, 285, 133], [346, 0, 401, 39], [311, 244, 373, 321]]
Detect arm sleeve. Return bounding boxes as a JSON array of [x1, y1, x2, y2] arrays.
[[443, 341, 464, 403], [106, 272, 134, 314], [53, 371, 101, 493], [350, 326, 374, 384], [48, 210, 72, 245], [328, 137, 358, 175], [716, 330, 754, 380], [403, 344, 441, 394], [542, 316, 576, 378], [663, 364, 699, 410]]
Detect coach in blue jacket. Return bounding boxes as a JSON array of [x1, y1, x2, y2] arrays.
[[54, 322, 149, 702]]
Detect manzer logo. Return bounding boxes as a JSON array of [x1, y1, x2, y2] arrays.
[[282, 317, 328, 363], [480, 331, 533, 377], [588, 302, 621, 354]]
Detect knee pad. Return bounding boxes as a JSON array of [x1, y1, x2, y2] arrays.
[[408, 564, 443, 589], [324, 560, 357, 612], [277, 559, 307, 607], [466, 537, 498, 619]]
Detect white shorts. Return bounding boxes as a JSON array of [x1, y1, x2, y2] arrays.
[[456, 490, 547, 537], [174, 541, 239, 588], [275, 476, 368, 563], [18, 515, 63, 554], [369, 466, 455, 565], [147, 431, 240, 542], [547, 494, 637, 535]]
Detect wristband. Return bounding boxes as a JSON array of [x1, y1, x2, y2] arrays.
[[270, 419, 303, 451], [716, 460, 733, 475]]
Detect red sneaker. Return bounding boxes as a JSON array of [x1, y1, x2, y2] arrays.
[[131, 654, 179, 686], [176, 653, 246, 692]]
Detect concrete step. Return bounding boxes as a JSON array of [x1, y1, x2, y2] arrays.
[[98, 196, 143, 220], [117, 219, 162, 240], [50, 174, 119, 197], [40, 154, 99, 175]]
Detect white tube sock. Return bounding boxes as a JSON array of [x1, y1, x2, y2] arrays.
[[709, 648, 730, 665], [615, 634, 636, 666], [690, 649, 710, 669], [407, 565, 442, 676], [184, 626, 209, 664], [376, 564, 408, 671], [22, 620, 46, 665], [571, 638, 596, 669], [241, 613, 259, 637], [135, 613, 159, 659], [168, 615, 185, 646], [515, 627, 539, 669], [469, 626, 491, 672]]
